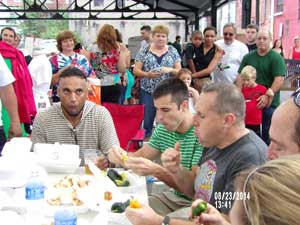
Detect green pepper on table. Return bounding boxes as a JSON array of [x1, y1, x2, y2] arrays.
[[107, 169, 130, 187]]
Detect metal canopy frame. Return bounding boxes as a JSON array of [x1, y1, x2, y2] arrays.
[[0, 0, 229, 27]]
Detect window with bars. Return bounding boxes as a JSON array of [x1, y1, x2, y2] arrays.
[[276, 0, 284, 13], [285, 20, 290, 37]]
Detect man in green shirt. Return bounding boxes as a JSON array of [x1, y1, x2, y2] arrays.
[[237, 29, 286, 144], [172, 35, 182, 56], [107, 77, 203, 216]]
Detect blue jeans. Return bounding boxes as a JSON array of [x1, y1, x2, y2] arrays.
[[262, 107, 275, 145], [118, 85, 127, 104], [140, 89, 156, 138]]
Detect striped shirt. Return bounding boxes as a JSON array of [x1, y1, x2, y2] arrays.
[[149, 124, 203, 199], [31, 101, 119, 161]]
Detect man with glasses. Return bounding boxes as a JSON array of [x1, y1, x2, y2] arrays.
[[237, 30, 286, 145], [212, 23, 248, 83], [268, 90, 300, 159]]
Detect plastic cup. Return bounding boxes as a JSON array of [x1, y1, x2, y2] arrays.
[[83, 149, 100, 175]]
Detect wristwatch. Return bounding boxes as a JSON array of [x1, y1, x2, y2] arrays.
[[162, 216, 170, 225]]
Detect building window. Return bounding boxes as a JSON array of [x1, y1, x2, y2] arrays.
[[217, 1, 236, 34], [276, 0, 284, 13], [298, 0, 300, 19], [242, 0, 251, 28], [285, 20, 289, 37]]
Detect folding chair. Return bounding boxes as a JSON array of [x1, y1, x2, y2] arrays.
[[102, 103, 145, 152]]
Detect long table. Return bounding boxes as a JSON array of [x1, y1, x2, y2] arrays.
[[0, 167, 148, 225]]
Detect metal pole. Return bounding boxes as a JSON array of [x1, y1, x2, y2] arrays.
[[195, 11, 199, 30], [256, 0, 260, 25], [211, 0, 217, 27]]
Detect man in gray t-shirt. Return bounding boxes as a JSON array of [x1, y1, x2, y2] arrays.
[[161, 82, 267, 215], [195, 131, 266, 214]]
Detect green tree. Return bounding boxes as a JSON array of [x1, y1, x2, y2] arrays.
[[18, 14, 69, 39]]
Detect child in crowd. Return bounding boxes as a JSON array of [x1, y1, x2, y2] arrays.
[[177, 68, 199, 114], [241, 65, 268, 137]]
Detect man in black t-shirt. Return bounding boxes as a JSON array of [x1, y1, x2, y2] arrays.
[[245, 24, 258, 52]]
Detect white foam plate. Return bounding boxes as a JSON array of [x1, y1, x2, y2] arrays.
[[38, 159, 81, 174]]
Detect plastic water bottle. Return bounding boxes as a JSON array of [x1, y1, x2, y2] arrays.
[[25, 171, 45, 200], [54, 206, 77, 225], [25, 170, 45, 225]]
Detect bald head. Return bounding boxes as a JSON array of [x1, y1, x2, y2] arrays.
[[256, 29, 272, 55], [258, 30, 272, 39], [268, 99, 300, 159]]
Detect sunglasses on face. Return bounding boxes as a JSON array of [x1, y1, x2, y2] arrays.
[[292, 88, 300, 108], [223, 33, 234, 37]]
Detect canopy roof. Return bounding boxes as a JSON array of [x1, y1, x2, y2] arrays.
[[0, 0, 230, 27]]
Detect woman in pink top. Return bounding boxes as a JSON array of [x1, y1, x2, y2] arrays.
[[289, 36, 300, 60]]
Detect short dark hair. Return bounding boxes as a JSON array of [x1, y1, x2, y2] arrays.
[[153, 78, 189, 107], [140, 25, 151, 32], [191, 30, 202, 38], [1, 27, 16, 38], [59, 67, 87, 81], [203, 26, 217, 35], [247, 23, 259, 32], [176, 35, 181, 40], [202, 82, 245, 123]]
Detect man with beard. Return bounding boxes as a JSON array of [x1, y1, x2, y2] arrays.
[[31, 67, 119, 164]]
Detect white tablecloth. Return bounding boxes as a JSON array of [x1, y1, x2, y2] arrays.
[[0, 167, 148, 225]]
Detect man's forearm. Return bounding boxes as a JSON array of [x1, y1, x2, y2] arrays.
[[0, 84, 20, 123], [157, 165, 195, 197], [150, 163, 182, 191], [171, 165, 196, 197], [170, 219, 196, 225], [270, 76, 284, 93], [187, 59, 196, 74]]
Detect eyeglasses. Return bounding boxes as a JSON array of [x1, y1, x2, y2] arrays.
[[223, 32, 234, 37], [292, 88, 300, 108]]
